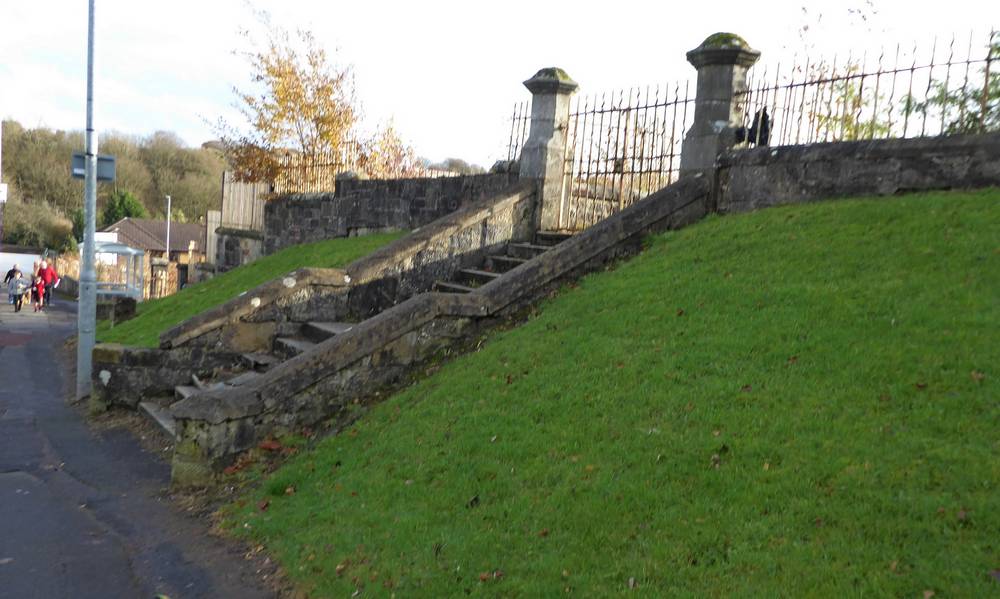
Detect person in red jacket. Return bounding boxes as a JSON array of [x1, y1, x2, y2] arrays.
[[33, 275, 46, 312], [38, 260, 60, 307]]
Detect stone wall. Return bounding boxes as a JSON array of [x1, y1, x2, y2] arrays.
[[168, 176, 712, 485], [263, 173, 519, 254], [155, 183, 535, 354], [715, 132, 1000, 213], [216, 227, 264, 272], [90, 344, 243, 411]]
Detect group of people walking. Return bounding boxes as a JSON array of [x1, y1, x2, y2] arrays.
[[4, 260, 60, 313]]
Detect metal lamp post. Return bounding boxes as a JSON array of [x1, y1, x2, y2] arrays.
[[165, 194, 171, 258], [76, 0, 98, 400]]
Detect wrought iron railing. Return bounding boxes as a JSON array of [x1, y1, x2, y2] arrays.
[[742, 30, 998, 146]]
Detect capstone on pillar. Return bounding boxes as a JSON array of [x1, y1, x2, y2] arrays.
[[679, 33, 760, 176], [518, 67, 578, 232]]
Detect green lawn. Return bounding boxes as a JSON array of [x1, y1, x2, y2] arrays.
[[97, 231, 404, 348], [222, 190, 1000, 597]]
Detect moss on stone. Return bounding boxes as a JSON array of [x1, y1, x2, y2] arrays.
[[702, 32, 749, 49], [532, 67, 573, 82]]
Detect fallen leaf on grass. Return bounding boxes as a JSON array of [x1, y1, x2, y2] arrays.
[[538, 528, 550, 537], [741, 384, 753, 393], [915, 382, 928, 390], [889, 560, 898, 572], [284, 486, 296, 496], [258, 500, 270, 512], [971, 370, 985, 381], [786, 355, 798, 365], [923, 590, 935, 599], [258, 439, 283, 452]]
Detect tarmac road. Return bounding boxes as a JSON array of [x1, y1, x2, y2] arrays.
[[0, 294, 274, 599]]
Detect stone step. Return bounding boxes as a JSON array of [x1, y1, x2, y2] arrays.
[[433, 280, 475, 294], [174, 385, 200, 401], [274, 336, 317, 359], [457, 268, 501, 286], [302, 321, 355, 344], [506, 242, 551, 260], [485, 255, 528, 273], [139, 401, 176, 439], [226, 370, 261, 386], [241, 352, 279, 371], [535, 231, 574, 246]]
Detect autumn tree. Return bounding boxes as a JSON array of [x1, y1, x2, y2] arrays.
[[218, 15, 422, 186], [358, 123, 421, 179], [217, 15, 357, 183]]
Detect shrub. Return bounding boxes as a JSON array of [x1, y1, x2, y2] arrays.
[[3, 201, 77, 251]]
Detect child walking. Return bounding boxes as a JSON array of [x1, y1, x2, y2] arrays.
[[33, 274, 46, 312], [6, 270, 28, 312]]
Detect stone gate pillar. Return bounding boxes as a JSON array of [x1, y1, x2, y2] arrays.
[[679, 33, 760, 176], [519, 67, 578, 232]]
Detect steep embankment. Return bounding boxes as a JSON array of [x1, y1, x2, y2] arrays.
[[97, 231, 404, 347], [223, 190, 999, 597]]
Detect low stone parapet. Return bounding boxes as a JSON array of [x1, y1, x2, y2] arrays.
[[716, 131, 1000, 213], [90, 343, 242, 413]]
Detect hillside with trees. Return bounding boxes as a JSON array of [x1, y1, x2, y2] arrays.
[[0, 120, 225, 250]]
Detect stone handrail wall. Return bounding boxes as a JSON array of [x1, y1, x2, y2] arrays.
[[264, 173, 520, 254], [92, 183, 536, 412], [341, 182, 536, 318], [169, 176, 712, 485], [159, 267, 351, 350], [157, 182, 535, 351]]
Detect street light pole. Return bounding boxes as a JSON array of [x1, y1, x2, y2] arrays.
[[77, 0, 98, 400], [165, 194, 171, 258]]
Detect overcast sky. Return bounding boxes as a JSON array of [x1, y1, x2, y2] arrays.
[[0, 1, 995, 167]]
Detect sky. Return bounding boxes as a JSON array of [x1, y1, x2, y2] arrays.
[[0, 0, 995, 168]]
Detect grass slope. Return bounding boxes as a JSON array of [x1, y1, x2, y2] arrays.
[[97, 231, 404, 348], [223, 190, 999, 597]]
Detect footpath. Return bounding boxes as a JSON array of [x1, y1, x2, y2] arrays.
[[0, 293, 274, 599]]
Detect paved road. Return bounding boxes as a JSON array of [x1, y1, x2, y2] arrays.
[[0, 295, 274, 599]]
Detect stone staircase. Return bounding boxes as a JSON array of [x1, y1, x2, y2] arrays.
[[432, 231, 572, 293], [138, 231, 573, 439]]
